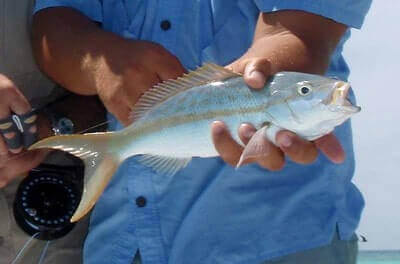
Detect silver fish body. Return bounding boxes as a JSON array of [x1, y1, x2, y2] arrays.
[[119, 72, 358, 158], [118, 76, 269, 159], [29, 64, 360, 222]]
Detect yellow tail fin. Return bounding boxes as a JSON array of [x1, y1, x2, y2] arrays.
[[29, 132, 121, 222]]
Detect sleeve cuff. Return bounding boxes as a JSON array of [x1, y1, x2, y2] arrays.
[[34, 0, 103, 23], [255, 0, 372, 29]]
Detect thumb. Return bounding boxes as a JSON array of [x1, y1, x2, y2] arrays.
[[243, 58, 273, 89], [226, 58, 273, 90]]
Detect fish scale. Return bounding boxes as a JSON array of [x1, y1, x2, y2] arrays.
[[122, 80, 269, 157]]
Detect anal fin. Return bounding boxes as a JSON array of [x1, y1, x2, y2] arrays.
[[138, 155, 192, 176]]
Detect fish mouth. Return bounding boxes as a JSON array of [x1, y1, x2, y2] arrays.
[[328, 81, 361, 114]]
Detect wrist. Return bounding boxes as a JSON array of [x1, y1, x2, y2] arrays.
[[251, 33, 328, 75], [247, 11, 347, 75]]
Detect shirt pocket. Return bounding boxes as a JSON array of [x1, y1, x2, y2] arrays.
[[200, 1, 259, 66]]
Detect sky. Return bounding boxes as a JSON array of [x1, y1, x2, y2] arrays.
[[343, 0, 400, 250]]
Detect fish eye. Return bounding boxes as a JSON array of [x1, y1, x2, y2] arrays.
[[297, 82, 313, 96]]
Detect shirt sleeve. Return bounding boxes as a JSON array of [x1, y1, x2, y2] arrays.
[[34, 0, 103, 23], [254, 0, 372, 29]]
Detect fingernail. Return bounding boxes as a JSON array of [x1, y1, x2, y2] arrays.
[[4, 132, 15, 139], [240, 124, 255, 139], [278, 134, 292, 148], [212, 121, 225, 134], [9, 147, 23, 154], [243, 130, 255, 139]]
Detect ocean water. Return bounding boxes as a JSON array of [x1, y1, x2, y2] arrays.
[[358, 251, 400, 264]]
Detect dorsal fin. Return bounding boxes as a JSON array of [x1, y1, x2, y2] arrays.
[[130, 63, 240, 122]]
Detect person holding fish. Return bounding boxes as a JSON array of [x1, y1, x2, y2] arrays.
[[31, 1, 372, 263]]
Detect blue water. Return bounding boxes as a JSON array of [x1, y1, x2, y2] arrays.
[[358, 251, 400, 264]]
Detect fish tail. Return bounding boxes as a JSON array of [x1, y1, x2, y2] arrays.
[[29, 132, 122, 222]]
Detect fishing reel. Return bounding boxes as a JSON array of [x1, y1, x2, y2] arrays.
[[13, 163, 84, 241]]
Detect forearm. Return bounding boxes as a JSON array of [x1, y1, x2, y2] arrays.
[[248, 10, 348, 74], [32, 7, 127, 95], [32, 7, 186, 125]]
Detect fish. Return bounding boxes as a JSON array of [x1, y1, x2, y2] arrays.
[[29, 63, 360, 222]]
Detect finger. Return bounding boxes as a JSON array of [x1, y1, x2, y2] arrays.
[[0, 105, 10, 119], [149, 45, 186, 81], [0, 137, 8, 155], [9, 89, 31, 115], [0, 94, 12, 151], [0, 77, 31, 115], [235, 123, 256, 167], [0, 117, 23, 153], [0, 168, 9, 187], [9, 147, 23, 154], [276, 130, 318, 164], [255, 145, 285, 171], [238, 123, 257, 145], [211, 121, 243, 166], [242, 58, 272, 89], [0, 78, 29, 152], [225, 58, 246, 74], [0, 149, 48, 186], [314, 133, 345, 164], [238, 125, 285, 170]]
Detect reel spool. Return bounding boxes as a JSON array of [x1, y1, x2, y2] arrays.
[[13, 164, 83, 241]]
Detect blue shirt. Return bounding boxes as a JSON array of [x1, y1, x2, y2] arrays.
[[35, 1, 371, 263]]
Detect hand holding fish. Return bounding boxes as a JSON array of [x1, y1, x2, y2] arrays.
[[92, 40, 186, 126], [211, 11, 349, 170]]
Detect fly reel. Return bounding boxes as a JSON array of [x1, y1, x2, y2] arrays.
[[13, 164, 83, 241]]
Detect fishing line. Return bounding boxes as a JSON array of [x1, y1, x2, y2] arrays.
[[11, 233, 44, 264], [76, 120, 111, 134], [38, 241, 51, 264], [11, 233, 52, 264]]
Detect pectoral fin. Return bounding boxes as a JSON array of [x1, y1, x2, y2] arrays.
[[236, 125, 282, 168]]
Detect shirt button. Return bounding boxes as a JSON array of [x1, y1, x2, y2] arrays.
[[136, 196, 147, 207], [160, 20, 171, 31]]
